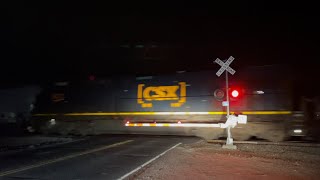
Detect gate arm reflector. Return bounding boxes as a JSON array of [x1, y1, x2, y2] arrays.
[[125, 115, 247, 128]]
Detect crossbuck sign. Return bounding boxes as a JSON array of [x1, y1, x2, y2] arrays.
[[215, 56, 236, 77], [214, 56, 236, 116]]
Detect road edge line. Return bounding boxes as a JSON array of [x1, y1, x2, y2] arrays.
[[117, 142, 182, 180]]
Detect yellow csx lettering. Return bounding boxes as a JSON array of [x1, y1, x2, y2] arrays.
[[51, 93, 65, 103], [143, 86, 179, 101], [137, 82, 186, 108]]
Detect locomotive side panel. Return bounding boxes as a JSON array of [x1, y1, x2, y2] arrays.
[[32, 67, 297, 141]]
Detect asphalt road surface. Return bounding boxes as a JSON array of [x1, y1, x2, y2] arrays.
[[0, 135, 198, 180]]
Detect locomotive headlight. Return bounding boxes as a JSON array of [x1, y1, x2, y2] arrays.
[[293, 129, 302, 134], [253, 90, 264, 95]]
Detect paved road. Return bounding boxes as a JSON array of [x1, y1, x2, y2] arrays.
[[0, 135, 199, 180]]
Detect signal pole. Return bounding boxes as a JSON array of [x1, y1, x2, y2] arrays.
[[226, 70, 230, 118], [225, 70, 234, 146]]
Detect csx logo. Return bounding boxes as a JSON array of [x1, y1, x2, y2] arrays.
[[137, 82, 186, 108], [51, 93, 65, 103]]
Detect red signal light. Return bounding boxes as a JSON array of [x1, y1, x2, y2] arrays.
[[89, 75, 95, 81], [229, 88, 243, 101], [231, 90, 239, 98]]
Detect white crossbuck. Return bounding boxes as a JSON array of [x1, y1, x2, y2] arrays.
[[215, 56, 236, 77]]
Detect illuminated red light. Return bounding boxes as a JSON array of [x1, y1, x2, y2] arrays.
[[89, 75, 95, 81], [231, 90, 239, 98]]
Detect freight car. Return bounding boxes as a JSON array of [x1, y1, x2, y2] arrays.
[[32, 65, 310, 142]]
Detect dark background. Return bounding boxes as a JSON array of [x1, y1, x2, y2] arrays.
[[1, 1, 319, 95]]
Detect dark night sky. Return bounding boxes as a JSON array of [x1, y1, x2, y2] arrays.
[[1, 1, 319, 87]]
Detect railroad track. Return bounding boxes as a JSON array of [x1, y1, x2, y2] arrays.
[[207, 140, 320, 147]]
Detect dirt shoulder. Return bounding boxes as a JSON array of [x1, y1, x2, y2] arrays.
[[134, 141, 320, 180]]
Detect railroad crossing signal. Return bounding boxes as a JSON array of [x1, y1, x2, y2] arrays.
[[214, 56, 238, 149], [215, 56, 236, 76]]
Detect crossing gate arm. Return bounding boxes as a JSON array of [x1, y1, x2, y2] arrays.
[[125, 115, 247, 128]]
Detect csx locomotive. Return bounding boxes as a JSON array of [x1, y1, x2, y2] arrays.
[[32, 65, 316, 142]]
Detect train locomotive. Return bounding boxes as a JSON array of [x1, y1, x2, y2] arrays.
[[32, 65, 313, 142]]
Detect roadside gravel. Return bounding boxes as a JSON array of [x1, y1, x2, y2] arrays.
[[134, 140, 320, 180]]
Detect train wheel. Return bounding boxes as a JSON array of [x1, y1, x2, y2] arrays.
[[195, 128, 223, 140], [264, 130, 288, 142], [60, 128, 71, 136], [233, 135, 251, 141]]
